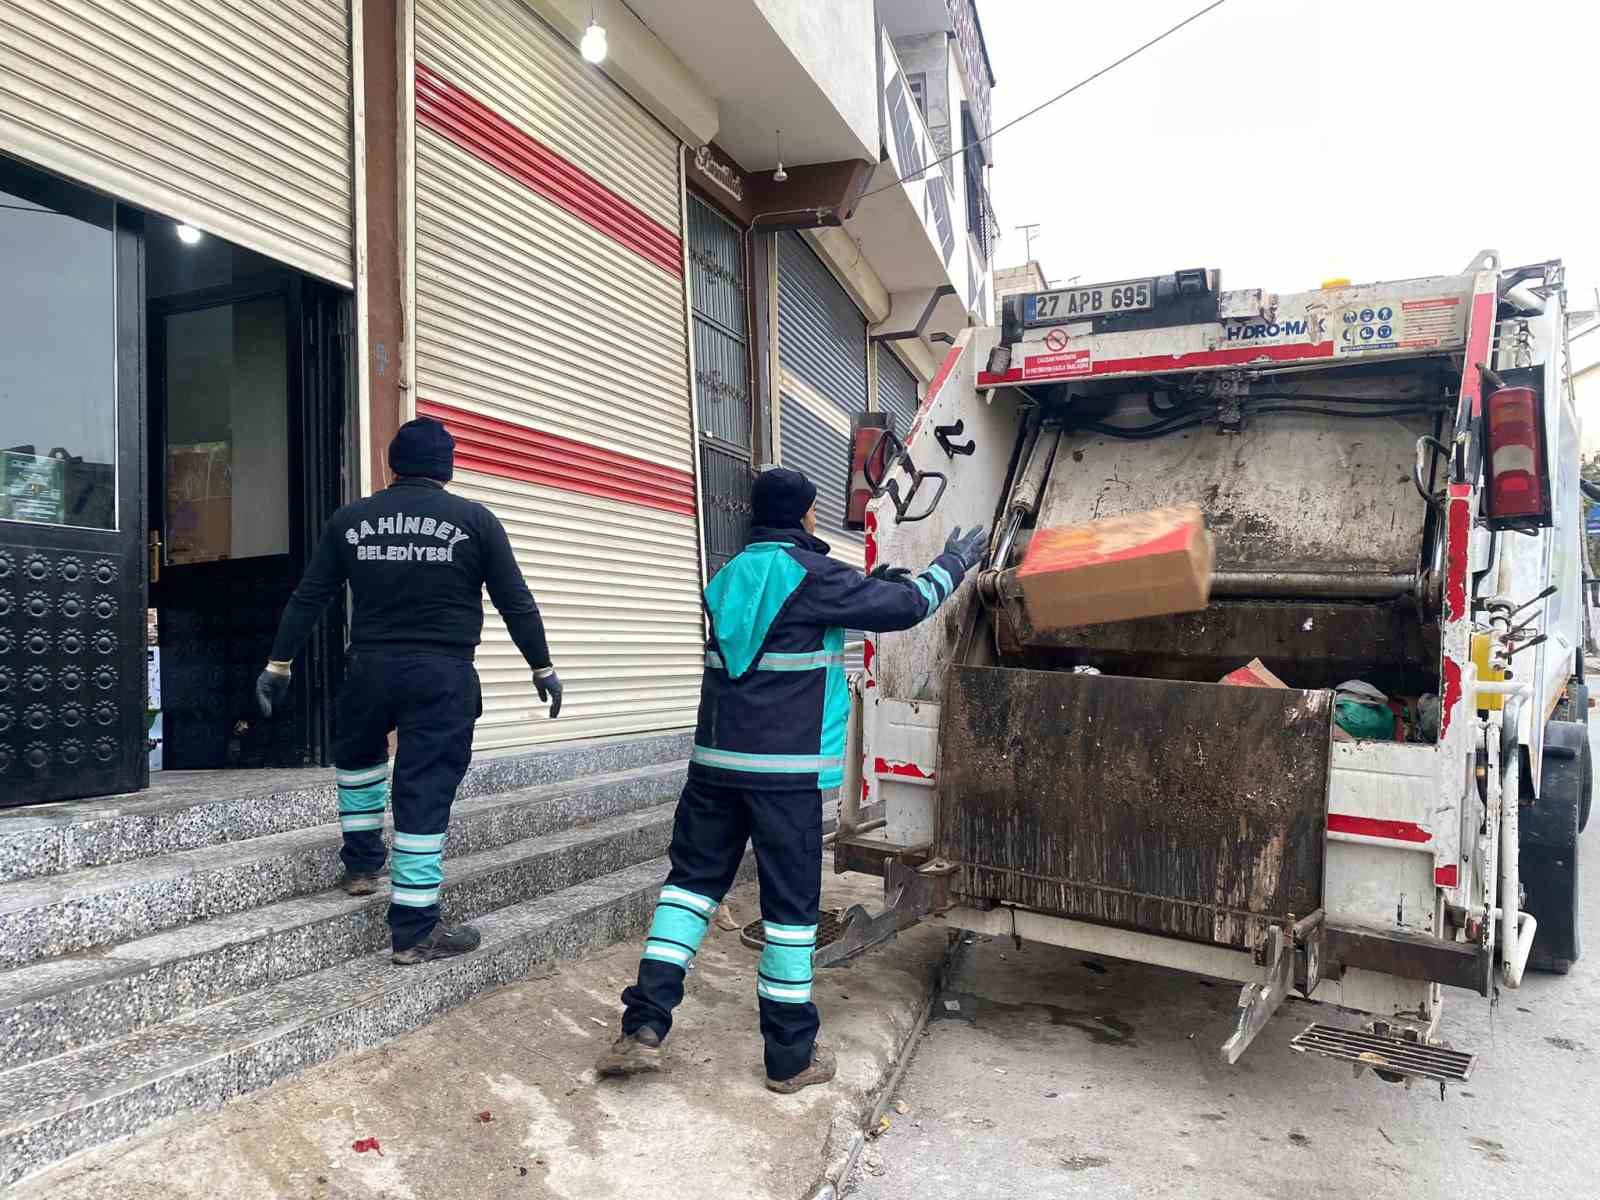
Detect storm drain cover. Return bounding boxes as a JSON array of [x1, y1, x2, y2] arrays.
[[740, 908, 848, 953]]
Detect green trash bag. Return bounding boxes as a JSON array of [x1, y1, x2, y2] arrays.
[[1334, 679, 1396, 741]]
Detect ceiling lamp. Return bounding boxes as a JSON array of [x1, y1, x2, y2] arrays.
[[580, 3, 607, 63]]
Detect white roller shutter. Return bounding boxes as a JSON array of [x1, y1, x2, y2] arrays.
[[415, 0, 703, 751], [0, 0, 354, 285]]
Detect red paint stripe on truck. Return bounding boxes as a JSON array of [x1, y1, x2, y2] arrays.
[[1327, 813, 1432, 843]]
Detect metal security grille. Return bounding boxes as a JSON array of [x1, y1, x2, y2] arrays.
[[0, 0, 355, 285], [876, 344, 920, 438], [776, 231, 866, 566], [689, 195, 751, 578]]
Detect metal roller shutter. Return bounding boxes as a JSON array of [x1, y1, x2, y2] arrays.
[[0, 0, 354, 285], [777, 230, 867, 567], [876, 343, 920, 438], [415, 0, 703, 750]]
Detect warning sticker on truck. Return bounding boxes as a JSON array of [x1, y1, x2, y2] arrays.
[[1023, 349, 1092, 380], [1336, 295, 1466, 356]]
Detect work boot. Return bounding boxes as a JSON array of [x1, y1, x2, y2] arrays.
[[595, 1027, 664, 1077], [391, 923, 481, 965], [341, 870, 383, 896], [766, 1043, 836, 1094]]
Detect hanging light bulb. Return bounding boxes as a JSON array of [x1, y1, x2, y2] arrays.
[[580, 2, 607, 63], [175, 223, 203, 246], [773, 129, 788, 183]]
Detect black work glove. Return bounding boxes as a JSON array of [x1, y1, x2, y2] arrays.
[[943, 525, 990, 575], [869, 564, 913, 584], [534, 668, 563, 719], [255, 665, 291, 719]]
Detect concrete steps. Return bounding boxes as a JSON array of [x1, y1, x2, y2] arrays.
[[0, 736, 693, 1188], [0, 856, 673, 1188], [0, 761, 683, 969], [0, 731, 690, 884]]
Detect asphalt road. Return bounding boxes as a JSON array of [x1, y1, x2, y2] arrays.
[[849, 720, 1600, 1200]]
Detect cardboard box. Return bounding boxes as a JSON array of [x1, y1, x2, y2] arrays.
[[1016, 503, 1213, 630], [1220, 658, 1287, 688]]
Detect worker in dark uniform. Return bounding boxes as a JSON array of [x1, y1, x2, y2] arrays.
[[596, 466, 986, 1093], [257, 417, 563, 965]]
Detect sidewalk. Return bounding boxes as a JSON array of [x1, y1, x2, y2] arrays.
[[17, 863, 948, 1200]]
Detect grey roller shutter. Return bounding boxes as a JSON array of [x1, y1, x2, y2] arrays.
[[0, 0, 354, 285], [776, 231, 866, 566], [876, 343, 920, 438]]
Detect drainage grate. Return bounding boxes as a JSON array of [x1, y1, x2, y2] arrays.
[[740, 909, 848, 952], [1290, 1022, 1475, 1084]]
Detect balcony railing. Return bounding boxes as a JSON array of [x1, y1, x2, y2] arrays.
[[881, 29, 956, 268]]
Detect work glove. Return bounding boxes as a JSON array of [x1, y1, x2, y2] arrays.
[[868, 563, 913, 584], [255, 662, 292, 719], [534, 667, 563, 719], [943, 525, 990, 575]]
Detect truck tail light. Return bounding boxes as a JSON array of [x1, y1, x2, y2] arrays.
[[846, 413, 893, 531], [1483, 385, 1550, 530]]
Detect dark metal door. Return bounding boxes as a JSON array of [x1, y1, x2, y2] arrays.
[[688, 195, 753, 578], [150, 278, 347, 769], [0, 163, 148, 806], [294, 281, 350, 764]]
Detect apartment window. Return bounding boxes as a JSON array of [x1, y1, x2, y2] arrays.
[[907, 73, 927, 120], [962, 105, 989, 263]]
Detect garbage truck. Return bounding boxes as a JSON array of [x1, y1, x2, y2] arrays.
[[825, 252, 1592, 1081]]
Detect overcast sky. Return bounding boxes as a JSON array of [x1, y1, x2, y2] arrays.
[[977, 0, 1599, 311]]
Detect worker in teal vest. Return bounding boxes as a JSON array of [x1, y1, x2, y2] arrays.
[[596, 466, 985, 1092]]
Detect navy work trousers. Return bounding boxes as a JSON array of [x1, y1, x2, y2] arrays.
[[621, 778, 824, 1081], [334, 650, 480, 951]]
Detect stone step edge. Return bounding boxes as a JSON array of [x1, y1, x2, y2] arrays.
[[0, 762, 685, 973], [0, 758, 686, 914], [0, 801, 680, 1072], [0, 729, 693, 885], [0, 852, 730, 1190]]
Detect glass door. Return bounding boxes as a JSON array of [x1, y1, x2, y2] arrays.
[[0, 156, 148, 805]]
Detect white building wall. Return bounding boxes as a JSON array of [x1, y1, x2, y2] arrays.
[[753, 0, 879, 161]]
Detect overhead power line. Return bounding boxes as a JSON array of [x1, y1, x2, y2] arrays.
[[858, 0, 1229, 203]]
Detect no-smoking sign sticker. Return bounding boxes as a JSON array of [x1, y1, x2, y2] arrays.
[[1044, 328, 1069, 352]]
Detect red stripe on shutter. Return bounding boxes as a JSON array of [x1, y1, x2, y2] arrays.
[[415, 62, 683, 278], [419, 400, 696, 517]]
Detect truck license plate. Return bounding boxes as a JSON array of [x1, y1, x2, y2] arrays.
[[1027, 279, 1154, 325]]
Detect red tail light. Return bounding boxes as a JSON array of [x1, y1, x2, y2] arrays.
[[846, 413, 892, 530], [1484, 385, 1549, 528]]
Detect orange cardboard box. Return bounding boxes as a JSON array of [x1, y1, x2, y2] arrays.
[[1219, 657, 1288, 688], [1016, 503, 1214, 630]]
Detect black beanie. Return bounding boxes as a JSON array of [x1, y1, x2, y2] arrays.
[[751, 466, 817, 529], [388, 417, 454, 482]]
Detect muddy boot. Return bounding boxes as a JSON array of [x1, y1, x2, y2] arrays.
[[595, 1027, 664, 1077], [391, 923, 481, 965], [341, 870, 383, 896], [766, 1043, 836, 1094]]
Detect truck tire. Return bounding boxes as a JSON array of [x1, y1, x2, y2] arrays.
[[1522, 720, 1585, 974], [1581, 731, 1593, 835], [1569, 682, 1592, 834]]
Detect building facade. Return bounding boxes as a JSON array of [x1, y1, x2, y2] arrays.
[[0, 0, 999, 802]]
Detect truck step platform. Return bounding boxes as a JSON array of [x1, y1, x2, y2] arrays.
[[1290, 1022, 1475, 1085]]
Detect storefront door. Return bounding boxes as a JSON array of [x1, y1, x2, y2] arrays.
[[0, 157, 148, 806]]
